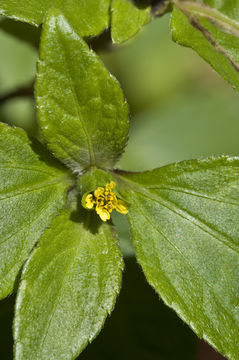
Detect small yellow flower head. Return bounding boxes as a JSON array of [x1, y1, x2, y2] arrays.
[[84, 181, 128, 222]]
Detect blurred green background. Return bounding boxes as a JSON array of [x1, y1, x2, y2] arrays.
[[0, 12, 233, 360]]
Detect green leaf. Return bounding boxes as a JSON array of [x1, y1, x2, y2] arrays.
[[171, 1, 239, 92], [14, 209, 123, 360], [202, 0, 239, 20], [111, 212, 134, 257], [36, 9, 129, 172], [111, 0, 151, 44], [77, 167, 115, 197], [81, 258, 198, 360], [0, 0, 110, 37], [115, 157, 239, 360], [0, 123, 72, 300]]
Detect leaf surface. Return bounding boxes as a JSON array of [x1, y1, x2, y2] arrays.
[[111, 0, 151, 44], [14, 210, 123, 360], [171, 1, 239, 92], [0, 123, 71, 299], [0, 0, 110, 37], [36, 9, 129, 172], [116, 157, 239, 360], [81, 258, 197, 360]]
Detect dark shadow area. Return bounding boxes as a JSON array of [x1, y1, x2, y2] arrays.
[[88, 29, 113, 53], [0, 18, 41, 49], [133, 0, 165, 7], [0, 82, 34, 107], [79, 258, 198, 360], [70, 198, 102, 234], [29, 136, 70, 172], [198, 341, 228, 360], [132, 0, 171, 13], [0, 295, 15, 359]]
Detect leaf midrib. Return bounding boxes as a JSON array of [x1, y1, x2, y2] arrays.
[[0, 163, 60, 176], [23, 225, 117, 359], [145, 185, 239, 206], [116, 173, 239, 255], [175, 0, 239, 37], [132, 195, 239, 334], [0, 178, 68, 201], [57, 24, 96, 167], [0, 183, 63, 247]]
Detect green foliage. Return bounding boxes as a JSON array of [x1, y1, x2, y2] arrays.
[[36, 10, 129, 172], [80, 258, 198, 360], [171, 0, 239, 92], [0, 0, 110, 37], [0, 123, 72, 300], [14, 209, 123, 360], [77, 168, 115, 197], [117, 157, 239, 360], [1, 1, 239, 360], [111, 0, 151, 44]]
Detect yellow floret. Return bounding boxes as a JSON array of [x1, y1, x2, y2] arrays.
[[94, 187, 104, 198], [85, 194, 95, 209], [84, 181, 128, 221]]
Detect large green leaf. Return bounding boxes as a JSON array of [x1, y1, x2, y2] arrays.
[[0, 123, 72, 300], [14, 209, 123, 360], [171, 1, 239, 92], [115, 157, 239, 360], [36, 9, 129, 172], [111, 0, 151, 44], [0, 0, 110, 37]]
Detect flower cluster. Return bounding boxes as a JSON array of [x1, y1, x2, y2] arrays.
[[84, 181, 128, 222]]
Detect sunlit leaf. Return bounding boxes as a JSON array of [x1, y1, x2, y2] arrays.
[[36, 9, 129, 172], [15, 210, 123, 360], [0, 123, 72, 299], [116, 156, 239, 360], [111, 0, 151, 44], [0, 0, 110, 37], [171, 1, 239, 92]]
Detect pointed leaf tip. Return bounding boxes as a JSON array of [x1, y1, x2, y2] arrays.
[[36, 9, 129, 172]]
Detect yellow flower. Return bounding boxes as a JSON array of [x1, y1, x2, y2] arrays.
[[85, 194, 95, 209], [84, 181, 128, 222]]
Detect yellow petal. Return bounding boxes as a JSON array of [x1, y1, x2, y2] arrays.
[[99, 209, 110, 222], [105, 201, 116, 213], [85, 194, 95, 209], [105, 181, 116, 191], [116, 200, 128, 215], [94, 187, 104, 198], [105, 192, 117, 203], [96, 205, 104, 215]]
